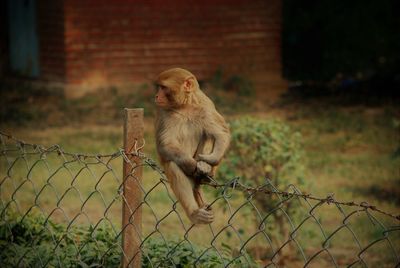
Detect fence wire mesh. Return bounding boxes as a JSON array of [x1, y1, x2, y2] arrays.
[[0, 131, 399, 267]]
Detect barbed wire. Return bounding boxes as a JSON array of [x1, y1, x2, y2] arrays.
[[2, 131, 397, 222], [1, 130, 399, 267], [204, 178, 400, 222]]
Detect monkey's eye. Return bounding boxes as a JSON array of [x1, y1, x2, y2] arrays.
[[157, 85, 168, 91]]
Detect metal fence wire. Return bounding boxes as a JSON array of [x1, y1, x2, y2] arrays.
[[0, 130, 399, 267]]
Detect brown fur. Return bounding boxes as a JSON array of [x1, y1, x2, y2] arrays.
[[155, 68, 230, 224]]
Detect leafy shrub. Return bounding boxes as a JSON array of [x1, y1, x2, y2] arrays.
[[143, 239, 256, 268], [217, 117, 305, 247], [0, 212, 256, 267], [208, 69, 255, 97], [111, 84, 155, 117], [224, 75, 254, 97], [218, 117, 304, 186], [203, 70, 255, 115], [0, 212, 120, 267]]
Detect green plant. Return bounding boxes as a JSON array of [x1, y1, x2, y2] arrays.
[[217, 117, 305, 249], [207, 69, 255, 96], [112, 84, 155, 117], [0, 211, 256, 267], [218, 117, 304, 185], [143, 238, 256, 267], [0, 212, 121, 267], [208, 68, 224, 90], [224, 75, 254, 97]]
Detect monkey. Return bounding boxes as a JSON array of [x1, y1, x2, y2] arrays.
[[154, 68, 230, 224]]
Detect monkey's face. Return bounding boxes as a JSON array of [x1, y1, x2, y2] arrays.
[[155, 77, 189, 108], [155, 85, 170, 108], [155, 68, 200, 109]]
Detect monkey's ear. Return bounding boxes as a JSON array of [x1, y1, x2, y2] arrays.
[[183, 77, 195, 93]]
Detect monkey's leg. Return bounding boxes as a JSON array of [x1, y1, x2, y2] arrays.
[[193, 185, 205, 208], [193, 138, 214, 210], [165, 162, 198, 213], [165, 162, 214, 224], [193, 186, 213, 213]]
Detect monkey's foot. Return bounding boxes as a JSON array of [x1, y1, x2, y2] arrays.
[[190, 208, 214, 224]]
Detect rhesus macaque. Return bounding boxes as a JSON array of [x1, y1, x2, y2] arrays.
[[154, 68, 230, 224]]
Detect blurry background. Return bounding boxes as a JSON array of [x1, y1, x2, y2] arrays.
[[0, 0, 286, 99], [1, 0, 399, 209], [0, 0, 399, 264], [1, 0, 399, 211]]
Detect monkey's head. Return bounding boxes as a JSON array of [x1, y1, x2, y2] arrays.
[[155, 68, 200, 109]]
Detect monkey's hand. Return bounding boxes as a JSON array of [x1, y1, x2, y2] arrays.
[[198, 153, 220, 166], [194, 161, 213, 184], [196, 161, 212, 175], [190, 207, 214, 224]]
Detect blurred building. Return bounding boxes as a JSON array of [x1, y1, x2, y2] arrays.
[[1, 0, 285, 98]]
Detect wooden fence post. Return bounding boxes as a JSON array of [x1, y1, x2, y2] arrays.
[[122, 108, 143, 268]]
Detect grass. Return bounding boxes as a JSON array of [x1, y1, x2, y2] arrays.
[[0, 85, 399, 266], [292, 106, 399, 206]]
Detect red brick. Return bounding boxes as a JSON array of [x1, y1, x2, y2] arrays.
[[27, 0, 284, 90]]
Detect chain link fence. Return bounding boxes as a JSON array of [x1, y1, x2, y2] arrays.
[[1, 127, 399, 267]]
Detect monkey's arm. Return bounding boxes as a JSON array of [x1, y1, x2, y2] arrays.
[[198, 113, 230, 166], [158, 141, 197, 176], [159, 143, 213, 177]]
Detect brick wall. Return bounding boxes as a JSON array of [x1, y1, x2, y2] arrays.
[[0, 0, 284, 96], [62, 0, 284, 93], [37, 0, 66, 83]]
